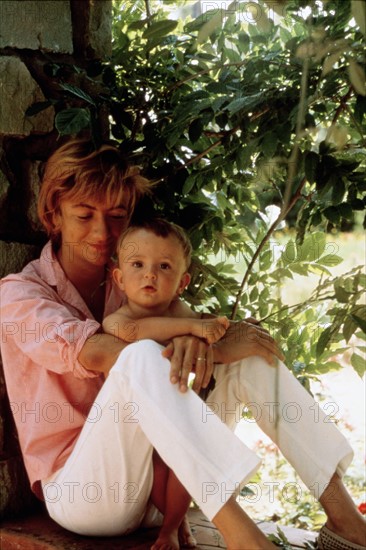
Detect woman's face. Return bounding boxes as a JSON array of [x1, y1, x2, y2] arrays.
[[55, 194, 130, 268]]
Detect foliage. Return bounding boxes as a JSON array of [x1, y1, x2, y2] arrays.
[[27, 0, 366, 378]]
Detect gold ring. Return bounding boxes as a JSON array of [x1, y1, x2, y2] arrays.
[[196, 357, 205, 361]]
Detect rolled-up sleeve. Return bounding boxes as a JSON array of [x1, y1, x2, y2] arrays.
[[1, 278, 101, 379]]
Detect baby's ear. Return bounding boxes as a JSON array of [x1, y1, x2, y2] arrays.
[[178, 272, 191, 295], [112, 267, 124, 290]]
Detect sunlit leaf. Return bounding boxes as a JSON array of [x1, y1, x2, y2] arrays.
[[349, 60, 366, 96], [317, 254, 343, 267], [351, 0, 366, 36], [197, 9, 223, 44], [351, 353, 366, 377], [143, 19, 178, 40]]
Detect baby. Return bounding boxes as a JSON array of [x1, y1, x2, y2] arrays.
[[103, 218, 229, 550]]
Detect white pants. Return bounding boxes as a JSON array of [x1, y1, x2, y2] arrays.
[[42, 340, 353, 536]]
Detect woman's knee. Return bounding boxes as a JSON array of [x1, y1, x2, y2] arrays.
[[111, 339, 168, 380]]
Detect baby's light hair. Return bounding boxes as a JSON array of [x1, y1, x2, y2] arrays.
[[117, 218, 192, 269]]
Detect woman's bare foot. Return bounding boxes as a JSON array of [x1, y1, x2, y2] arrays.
[[212, 496, 276, 550], [178, 515, 197, 548], [320, 473, 366, 546], [325, 518, 366, 546], [151, 528, 179, 550]]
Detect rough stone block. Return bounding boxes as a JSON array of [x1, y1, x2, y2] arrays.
[[89, 0, 112, 58], [0, 1, 73, 53], [0, 57, 55, 136], [0, 241, 40, 279], [26, 160, 44, 232], [0, 355, 37, 520], [0, 167, 10, 211]]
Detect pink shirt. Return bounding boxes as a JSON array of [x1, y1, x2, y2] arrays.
[[0, 241, 124, 498]]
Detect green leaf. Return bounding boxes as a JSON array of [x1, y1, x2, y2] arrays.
[[55, 108, 91, 135], [128, 19, 148, 31], [143, 19, 178, 40], [59, 83, 96, 106], [352, 0, 366, 35], [351, 353, 366, 377], [331, 177, 345, 204], [308, 263, 331, 276], [305, 151, 319, 184], [323, 206, 341, 225], [316, 327, 332, 357], [283, 241, 296, 264], [188, 118, 204, 143], [338, 202, 353, 221], [334, 284, 351, 303], [349, 60, 366, 96], [226, 93, 262, 115], [223, 47, 242, 63], [317, 254, 343, 267], [359, 274, 366, 288], [261, 133, 278, 158], [289, 263, 309, 275], [343, 315, 358, 342], [185, 10, 218, 33], [197, 9, 223, 44], [182, 175, 196, 195], [350, 313, 366, 334]]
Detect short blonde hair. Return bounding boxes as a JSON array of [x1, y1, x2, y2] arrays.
[[117, 218, 192, 269], [38, 139, 152, 240]]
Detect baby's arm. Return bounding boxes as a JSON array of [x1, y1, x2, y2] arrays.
[[103, 311, 229, 344]]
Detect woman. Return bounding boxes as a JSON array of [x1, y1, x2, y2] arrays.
[[1, 139, 365, 550]]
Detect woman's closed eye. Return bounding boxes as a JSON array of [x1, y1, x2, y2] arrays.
[[109, 213, 127, 220]]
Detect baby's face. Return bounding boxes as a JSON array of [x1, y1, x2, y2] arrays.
[[116, 229, 190, 309]]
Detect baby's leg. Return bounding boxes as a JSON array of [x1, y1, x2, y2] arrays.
[[150, 449, 169, 515], [151, 451, 196, 550]]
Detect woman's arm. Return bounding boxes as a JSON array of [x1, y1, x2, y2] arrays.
[[78, 333, 127, 375], [163, 320, 284, 394], [212, 320, 284, 365]]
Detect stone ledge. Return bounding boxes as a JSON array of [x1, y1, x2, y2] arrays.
[[0, 506, 318, 549], [0, 507, 225, 550]]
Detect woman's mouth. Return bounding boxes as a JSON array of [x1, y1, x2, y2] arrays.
[[85, 243, 112, 259]]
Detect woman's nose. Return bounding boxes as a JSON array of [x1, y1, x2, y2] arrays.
[[92, 216, 109, 240]]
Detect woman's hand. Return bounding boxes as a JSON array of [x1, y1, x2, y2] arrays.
[[213, 320, 284, 366], [162, 335, 213, 393]]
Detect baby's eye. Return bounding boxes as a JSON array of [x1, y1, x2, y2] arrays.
[[132, 261, 143, 268], [160, 263, 171, 270]]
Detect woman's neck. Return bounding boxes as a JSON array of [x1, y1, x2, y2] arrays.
[[57, 247, 105, 292]]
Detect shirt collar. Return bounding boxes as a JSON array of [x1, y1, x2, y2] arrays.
[[38, 241, 122, 319]]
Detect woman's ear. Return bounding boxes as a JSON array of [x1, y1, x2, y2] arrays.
[[177, 272, 191, 295], [113, 267, 125, 290], [51, 209, 62, 235]]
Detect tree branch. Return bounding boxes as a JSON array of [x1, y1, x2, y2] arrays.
[[144, 0, 152, 21], [231, 176, 307, 320]]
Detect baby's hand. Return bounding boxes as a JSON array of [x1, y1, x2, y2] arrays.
[[202, 316, 230, 344]]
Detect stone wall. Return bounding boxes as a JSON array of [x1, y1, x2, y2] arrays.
[[0, 0, 112, 519]]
